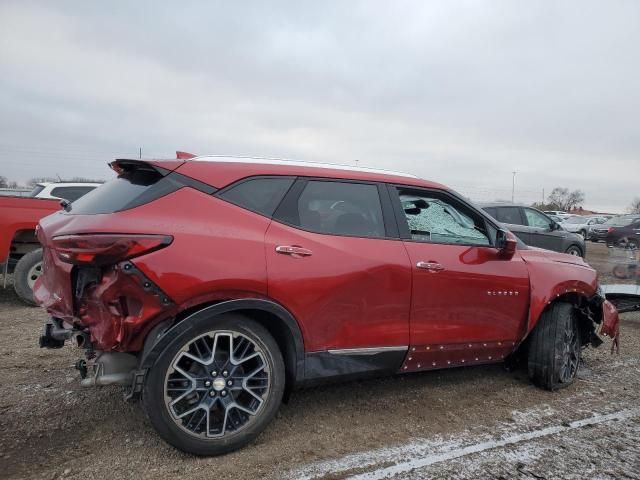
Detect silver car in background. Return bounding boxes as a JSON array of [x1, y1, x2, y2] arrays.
[[562, 215, 608, 238]]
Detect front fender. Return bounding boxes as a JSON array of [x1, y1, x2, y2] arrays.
[[523, 256, 598, 333]]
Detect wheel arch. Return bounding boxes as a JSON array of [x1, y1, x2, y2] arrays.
[[527, 291, 598, 347], [138, 298, 305, 400]]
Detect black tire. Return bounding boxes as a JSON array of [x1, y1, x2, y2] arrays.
[[13, 249, 43, 306], [143, 314, 285, 456], [528, 302, 581, 390], [564, 245, 583, 257]]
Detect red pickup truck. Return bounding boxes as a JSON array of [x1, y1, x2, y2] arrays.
[[0, 196, 61, 303]]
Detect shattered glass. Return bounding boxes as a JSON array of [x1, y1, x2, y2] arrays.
[[402, 197, 490, 245]]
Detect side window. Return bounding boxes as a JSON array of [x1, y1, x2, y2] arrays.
[[524, 208, 552, 228], [495, 207, 525, 225], [219, 177, 294, 217], [395, 188, 490, 246], [483, 207, 498, 219], [50, 186, 96, 202], [292, 180, 386, 238]]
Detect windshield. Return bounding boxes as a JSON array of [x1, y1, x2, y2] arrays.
[[605, 216, 639, 226], [28, 185, 45, 197], [564, 217, 586, 224]]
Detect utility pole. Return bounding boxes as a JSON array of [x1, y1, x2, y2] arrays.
[[511, 171, 516, 203], [542, 188, 545, 205], [139, 147, 142, 159]]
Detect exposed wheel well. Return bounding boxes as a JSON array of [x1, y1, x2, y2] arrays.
[[537, 294, 599, 347]]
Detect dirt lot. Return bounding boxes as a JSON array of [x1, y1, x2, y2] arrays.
[[1, 242, 638, 479]]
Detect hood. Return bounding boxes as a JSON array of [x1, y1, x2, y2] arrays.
[[519, 247, 593, 269]]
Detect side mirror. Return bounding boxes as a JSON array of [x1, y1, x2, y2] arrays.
[[496, 230, 517, 259], [550, 222, 561, 231]]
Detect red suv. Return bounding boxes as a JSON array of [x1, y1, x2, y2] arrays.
[[34, 156, 619, 455]]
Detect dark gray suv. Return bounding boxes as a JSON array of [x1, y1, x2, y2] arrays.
[[479, 203, 585, 257]]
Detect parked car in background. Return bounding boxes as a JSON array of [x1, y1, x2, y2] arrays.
[[0, 183, 100, 305], [34, 156, 618, 455], [590, 215, 640, 247], [561, 215, 608, 239], [544, 210, 573, 220], [480, 203, 585, 256], [29, 182, 101, 202]]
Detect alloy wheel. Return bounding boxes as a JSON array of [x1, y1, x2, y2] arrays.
[[164, 331, 270, 439], [559, 323, 579, 383]]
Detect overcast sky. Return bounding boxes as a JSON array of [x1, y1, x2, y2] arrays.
[[1, 1, 638, 212]]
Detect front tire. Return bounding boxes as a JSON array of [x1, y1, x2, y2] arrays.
[[528, 302, 581, 390], [143, 314, 285, 455], [13, 249, 43, 306]]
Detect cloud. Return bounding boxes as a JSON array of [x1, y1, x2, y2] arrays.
[[0, 0, 638, 211]]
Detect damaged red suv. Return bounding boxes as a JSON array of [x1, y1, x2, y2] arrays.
[[34, 156, 619, 455]]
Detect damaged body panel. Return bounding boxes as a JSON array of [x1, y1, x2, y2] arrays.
[[32, 156, 623, 456]]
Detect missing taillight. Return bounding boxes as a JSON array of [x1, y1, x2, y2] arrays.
[[52, 234, 173, 266]]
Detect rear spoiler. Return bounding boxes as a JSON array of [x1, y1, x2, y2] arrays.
[[110, 151, 197, 177]]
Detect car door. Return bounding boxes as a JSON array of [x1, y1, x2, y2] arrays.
[[492, 206, 531, 244], [265, 178, 412, 378], [522, 207, 565, 252], [389, 186, 530, 372]]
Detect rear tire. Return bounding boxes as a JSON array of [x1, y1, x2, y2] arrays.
[[13, 249, 43, 306], [528, 302, 581, 390], [143, 314, 285, 456]]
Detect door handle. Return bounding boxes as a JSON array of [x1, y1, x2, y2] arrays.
[[416, 261, 444, 272], [275, 245, 313, 257]]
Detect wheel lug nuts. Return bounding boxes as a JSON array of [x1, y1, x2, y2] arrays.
[[222, 370, 228, 377], [204, 380, 211, 387], [227, 380, 233, 386], [221, 390, 227, 397], [209, 391, 216, 397], [210, 371, 217, 377]]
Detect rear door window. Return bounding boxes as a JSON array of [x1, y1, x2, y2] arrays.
[[495, 207, 525, 225], [277, 180, 387, 238], [219, 177, 294, 217]]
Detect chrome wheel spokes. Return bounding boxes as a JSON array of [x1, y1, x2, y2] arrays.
[[164, 331, 270, 438]]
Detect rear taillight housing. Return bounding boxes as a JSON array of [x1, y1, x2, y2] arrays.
[[52, 234, 172, 266], [608, 227, 615, 233]]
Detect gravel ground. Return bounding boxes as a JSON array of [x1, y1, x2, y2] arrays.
[[0, 242, 638, 480]]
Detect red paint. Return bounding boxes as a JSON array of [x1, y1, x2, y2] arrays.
[[0, 196, 59, 263], [264, 221, 411, 351], [34, 159, 618, 369]]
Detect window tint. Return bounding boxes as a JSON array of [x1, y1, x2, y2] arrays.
[[220, 177, 294, 217], [28, 185, 45, 197], [483, 207, 498, 218], [396, 189, 490, 246], [293, 181, 386, 237], [524, 208, 552, 228], [70, 168, 171, 214], [50, 186, 96, 202], [495, 207, 524, 225]]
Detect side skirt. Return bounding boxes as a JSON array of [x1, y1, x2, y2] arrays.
[[302, 346, 407, 386]]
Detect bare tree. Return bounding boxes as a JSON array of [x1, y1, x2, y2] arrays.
[[0, 176, 7, 188], [547, 187, 585, 211], [629, 197, 640, 214]]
